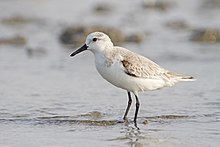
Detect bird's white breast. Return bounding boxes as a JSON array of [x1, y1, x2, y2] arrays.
[[94, 53, 126, 89]]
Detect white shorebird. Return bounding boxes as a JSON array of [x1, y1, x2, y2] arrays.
[[70, 32, 194, 129]]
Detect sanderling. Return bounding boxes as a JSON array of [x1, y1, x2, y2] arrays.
[[70, 32, 194, 129]]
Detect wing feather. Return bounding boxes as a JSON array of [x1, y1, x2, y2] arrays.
[[116, 47, 167, 79]]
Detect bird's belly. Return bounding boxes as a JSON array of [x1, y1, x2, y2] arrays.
[[95, 62, 166, 93]]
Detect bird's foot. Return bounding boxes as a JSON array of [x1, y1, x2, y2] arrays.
[[124, 117, 129, 126], [134, 120, 140, 130], [134, 123, 140, 130], [118, 117, 130, 126]]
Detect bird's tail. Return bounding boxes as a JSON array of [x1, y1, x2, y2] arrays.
[[178, 75, 196, 81], [166, 71, 196, 82]]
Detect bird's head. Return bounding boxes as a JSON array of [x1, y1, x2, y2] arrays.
[[70, 32, 113, 57]]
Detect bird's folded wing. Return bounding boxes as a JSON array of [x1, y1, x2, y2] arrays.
[[113, 47, 194, 81], [117, 47, 167, 79], [121, 58, 166, 79]]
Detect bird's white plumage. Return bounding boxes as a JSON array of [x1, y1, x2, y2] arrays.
[[78, 32, 194, 95]]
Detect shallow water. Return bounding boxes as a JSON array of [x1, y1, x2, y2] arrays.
[[0, 0, 220, 147]]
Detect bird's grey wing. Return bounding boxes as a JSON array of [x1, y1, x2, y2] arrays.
[[114, 47, 194, 82], [118, 47, 167, 79], [121, 58, 166, 79]]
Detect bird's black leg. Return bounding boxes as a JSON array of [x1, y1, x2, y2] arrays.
[[134, 94, 140, 129], [123, 91, 132, 122]]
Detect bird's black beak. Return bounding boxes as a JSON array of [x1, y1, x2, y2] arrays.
[[70, 44, 88, 57]]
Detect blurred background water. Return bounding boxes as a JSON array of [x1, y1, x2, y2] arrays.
[[0, 0, 220, 146]]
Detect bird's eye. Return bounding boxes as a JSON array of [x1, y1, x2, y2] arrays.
[[93, 38, 97, 42]]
